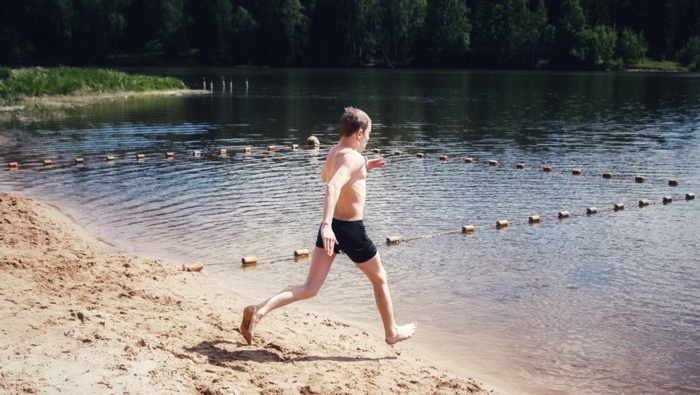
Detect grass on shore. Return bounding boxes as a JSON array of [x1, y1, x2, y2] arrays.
[[628, 58, 687, 72], [0, 66, 185, 103], [0, 66, 197, 124]]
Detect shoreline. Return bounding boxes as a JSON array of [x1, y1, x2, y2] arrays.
[[1, 89, 208, 124], [0, 192, 503, 394]]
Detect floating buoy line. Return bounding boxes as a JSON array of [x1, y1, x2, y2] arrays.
[[5, 144, 695, 189], [4, 145, 314, 171], [202, 188, 695, 269], [384, 192, 694, 245], [3, 138, 696, 268]]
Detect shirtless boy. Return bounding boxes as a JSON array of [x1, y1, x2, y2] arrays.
[[240, 107, 416, 346]]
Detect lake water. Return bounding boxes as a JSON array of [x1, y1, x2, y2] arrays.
[[2, 68, 699, 394]]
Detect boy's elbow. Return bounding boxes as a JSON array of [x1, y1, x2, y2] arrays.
[[325, 183, 337, 195]]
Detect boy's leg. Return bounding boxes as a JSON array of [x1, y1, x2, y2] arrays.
[[354, 252, 416, 345], [240, 247, 334, 344]]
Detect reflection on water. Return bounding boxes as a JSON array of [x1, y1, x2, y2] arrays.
[[2, 69, 700, 395]]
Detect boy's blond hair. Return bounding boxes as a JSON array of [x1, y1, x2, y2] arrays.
[[339, 107, 371, 137]]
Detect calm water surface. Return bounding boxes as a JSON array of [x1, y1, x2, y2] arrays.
[[2, 69, 700, 394]]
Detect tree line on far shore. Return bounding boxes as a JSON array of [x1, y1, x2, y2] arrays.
[[1, 0, 699, 71]]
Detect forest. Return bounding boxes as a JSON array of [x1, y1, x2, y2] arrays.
[[1, 0, 699, 71]]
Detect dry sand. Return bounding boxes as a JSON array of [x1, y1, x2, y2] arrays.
[[0, 192, 499, 394]]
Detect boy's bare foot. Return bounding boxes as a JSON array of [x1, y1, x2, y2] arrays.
[[386, 322, 417, 345], [240, 305, 257, 345]]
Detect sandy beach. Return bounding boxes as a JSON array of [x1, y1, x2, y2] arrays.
[[0, 192, 499, 394]]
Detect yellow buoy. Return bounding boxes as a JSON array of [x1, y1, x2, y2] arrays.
[[586, 207, 598, 215], [461, 225, 475, 233], [136, 154, 145, 160], [543, 166, 552, 172], [190, 262, 204, 271], [439, 155, 448, 161], [416, 152, 425, 158], [294, 249, 309, 258], [75, 158, 84, 164], [307, 136, 320, 146], [638, 199, 650, 207], [243, 147, 251, 153], [165, 152, 174, 158], [267, 146, 277, 151], [394, 151, 403, 155], [182, 262, 204, 272], [43, 159, 53, 166], [668, 179, 678, 186], [528, 215, 540, 223], [241, 256, 258, 266], [614, 203, 625, 211], [219, 148, 227, 155], [496, 219, 508, 229], [8, 162, 18, 169], [662, 196, 673, 204], [386, 236, 400, 245], [464, 157, 473, 163], [193, 150, 201, 156], [558, 210, 570, 218]]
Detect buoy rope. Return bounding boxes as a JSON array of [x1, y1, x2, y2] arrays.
[[389, 192, 694, 245], [3, 144, 314, 170], [198, 192, 696, 267], [5, 145, 697, 189], [204, 253, 303, 267]]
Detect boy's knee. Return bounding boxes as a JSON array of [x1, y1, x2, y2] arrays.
[[366, 271, 388, 286]]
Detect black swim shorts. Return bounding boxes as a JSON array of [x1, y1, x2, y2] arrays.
[[315, 219, 377, 264]]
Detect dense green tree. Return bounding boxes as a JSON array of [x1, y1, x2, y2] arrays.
[[613, 0, 666, 59], [617, 27, 647, 67], [525, 0, 555, 68], [418, 0, 471, 67], [0, 28, 34, 65], [663, 0, 700, 59], [199, 0, 234, 62], [550, 0, 589, 69], [127, 0, 189, 56], [69, 0, 130, 64], [42, 0, 76, 61], [471, 0, 511, 67], [587, 25, 617, 68], [471, 0, 552, 69], [0, 0, 76, 65], [0, 0, 698, 69], [305, 0, 343, 66], [156, 0, 190, 56], [236, 0, 312, 66], [378, 0, 427, 67], [676, 36, 700, 69], [279, 0, 310, 65], [230, 6, 259, 66], [579, 0, 613, 26], [334, 0, 381, 65]]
